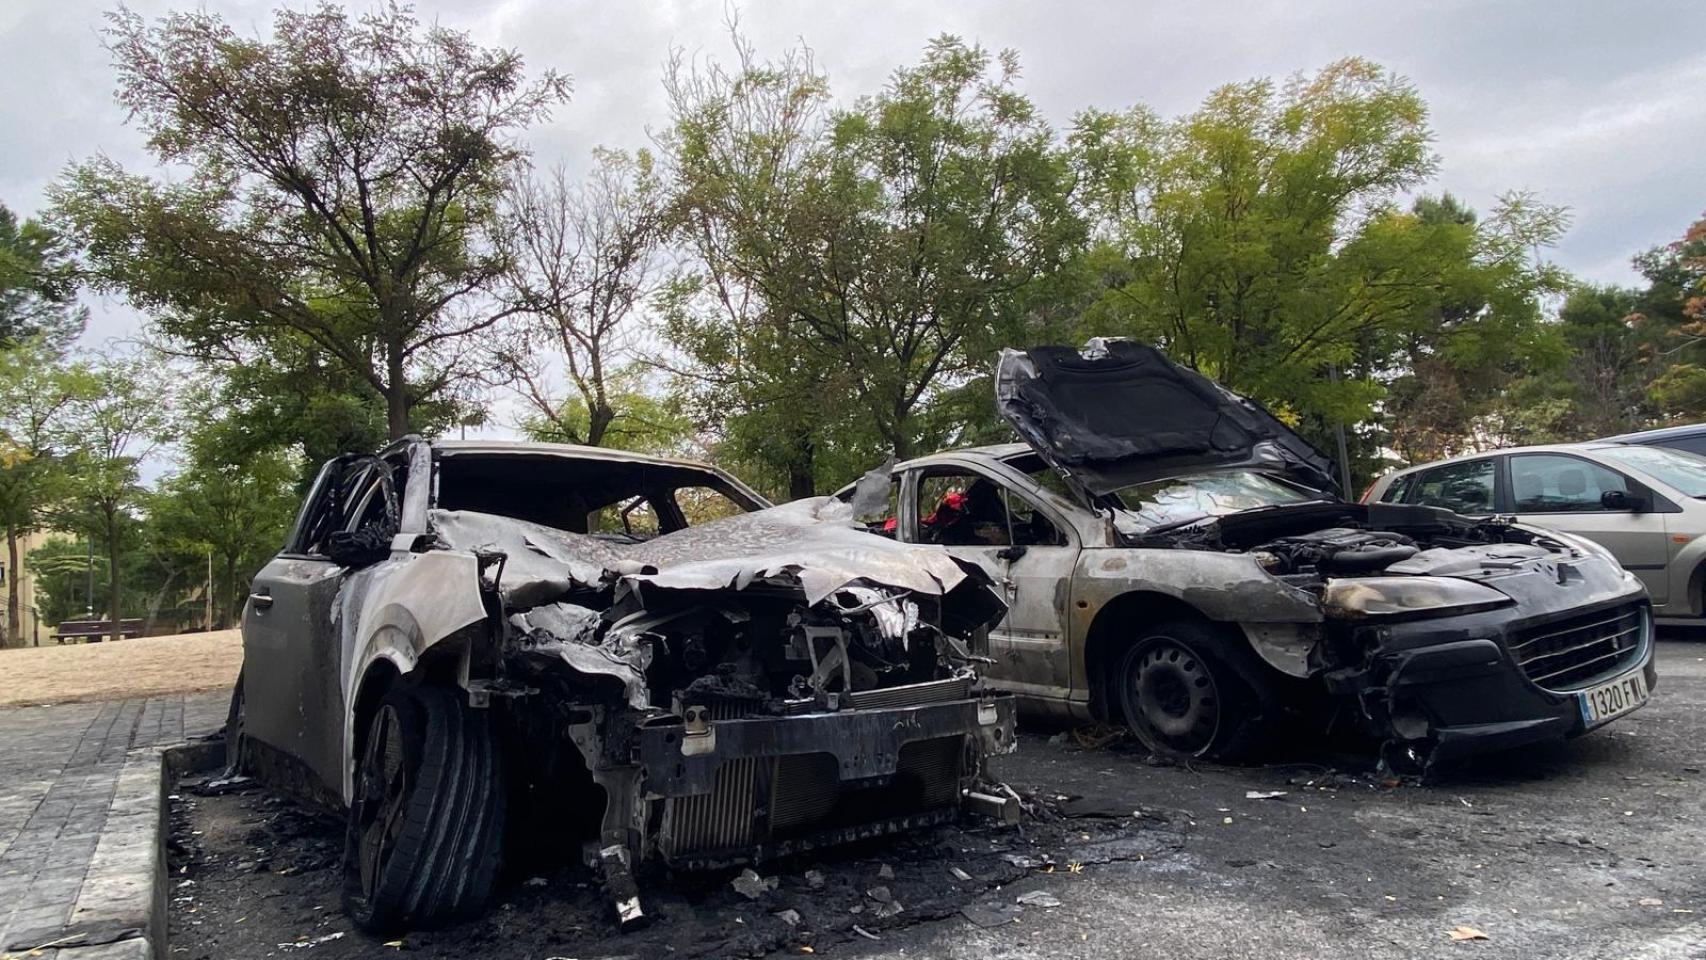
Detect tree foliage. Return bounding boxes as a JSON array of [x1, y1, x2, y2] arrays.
[[52, 3, 570, 439], [662, 33, 1084, 495], [1073, 60, 1567, 481], [0, 204, 86, 351]]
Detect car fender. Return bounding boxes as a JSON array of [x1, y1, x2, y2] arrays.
[[338, 550, 488, 801], [1072, 548, 1325, 681]]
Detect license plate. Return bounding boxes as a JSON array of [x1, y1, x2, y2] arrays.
[[1578, 670, 1649, 727]]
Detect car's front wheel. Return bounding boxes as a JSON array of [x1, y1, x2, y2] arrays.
[[342, 684, 507, 934], [1115, 620, 1269, 761]]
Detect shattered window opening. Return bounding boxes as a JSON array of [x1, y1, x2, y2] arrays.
[[1110, 470, 1314, 532]]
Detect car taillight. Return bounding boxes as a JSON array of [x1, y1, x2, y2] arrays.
[[1357, 481, 1377, 504]]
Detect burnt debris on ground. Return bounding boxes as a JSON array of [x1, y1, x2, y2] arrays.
[[166, 774, 1184, 959]]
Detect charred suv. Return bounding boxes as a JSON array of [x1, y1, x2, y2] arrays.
[[232, 440, 1014, 933], [847, 340, 1654, 771]]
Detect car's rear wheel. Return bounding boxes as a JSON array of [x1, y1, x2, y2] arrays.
[[1115, 620, 1268, 760], [342, 684, 506, 934]]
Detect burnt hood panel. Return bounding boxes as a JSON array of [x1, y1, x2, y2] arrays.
[[995, 339, 1340, 496]]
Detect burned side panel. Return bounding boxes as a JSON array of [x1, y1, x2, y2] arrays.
[[1066, 549, 1326, 692]]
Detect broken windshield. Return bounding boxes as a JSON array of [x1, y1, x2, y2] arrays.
[[1111, 470, 1319, 531]]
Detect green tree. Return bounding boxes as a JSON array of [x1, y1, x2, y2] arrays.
[[1632, 213, 1706, 421], [662, 34, 1084, 493], [1074, 60, 1565, 481], [0, 203, 86, 350], [150, 439, 297, 629], [52, 3, 570, 439], [50, 357, 176, 641], [0, 344, 79, 645]]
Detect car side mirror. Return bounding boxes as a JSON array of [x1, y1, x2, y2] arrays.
[[1601, 490, 1645, 512], [996, 544, 1028, 563]]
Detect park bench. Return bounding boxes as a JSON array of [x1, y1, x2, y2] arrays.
[[50, 619, 145, 643]]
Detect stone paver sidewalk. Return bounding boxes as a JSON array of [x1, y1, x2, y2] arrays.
[[0, 693, 227, 959]]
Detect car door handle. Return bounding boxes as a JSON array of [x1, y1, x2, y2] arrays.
[[249, 592, 274, 610]]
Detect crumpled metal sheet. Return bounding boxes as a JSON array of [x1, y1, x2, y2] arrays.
[[622, 497, 979, 605], [432, 509, 620, 605]]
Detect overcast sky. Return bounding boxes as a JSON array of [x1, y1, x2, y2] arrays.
[[3, 0, 1703, 351]]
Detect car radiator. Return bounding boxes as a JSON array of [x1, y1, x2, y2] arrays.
[[1509, 602, 1647, 691], [657, 681, 974, 864]]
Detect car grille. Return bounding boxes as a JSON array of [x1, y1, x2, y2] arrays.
[[1508, 603, 1647, 691]]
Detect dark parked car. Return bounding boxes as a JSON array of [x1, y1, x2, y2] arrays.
[[231, 439, 1015, 933], [843, 340, 1657, 772]]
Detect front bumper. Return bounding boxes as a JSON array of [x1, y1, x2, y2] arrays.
[[1324, 589, 1656, 769], [632, 687, 1017, 868]]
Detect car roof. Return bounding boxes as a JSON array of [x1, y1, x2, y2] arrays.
[[893, 442, 1033, 470], [1600, 422, 1706, 444], [428, 438, 718, 472], [1386, 442, 1628, 477]]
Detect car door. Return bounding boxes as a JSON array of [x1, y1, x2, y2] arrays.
[[1505, 452, 1670, 604], [1401, 456, 1500, 515], [242, 453, 402, 796], [904, 463, 1079, 698]]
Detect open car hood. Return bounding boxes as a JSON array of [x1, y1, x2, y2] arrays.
[[995, 339, 1340, 497]]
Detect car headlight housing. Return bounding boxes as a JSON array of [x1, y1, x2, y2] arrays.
[[1323, 576, 1513, 619]]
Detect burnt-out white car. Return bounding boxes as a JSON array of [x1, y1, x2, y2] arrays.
[[231, 440, 1014, 933], [846, 341, 1656, 771]]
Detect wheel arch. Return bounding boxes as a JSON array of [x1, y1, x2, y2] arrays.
[[1083, 591, 1220, 722]]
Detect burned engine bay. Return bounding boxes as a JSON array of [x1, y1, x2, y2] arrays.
[[1124, 499, 1586, 586], [427, 497, 1017, 927]]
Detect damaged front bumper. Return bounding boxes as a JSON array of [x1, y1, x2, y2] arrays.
[[1325, 587, 1657, 771], [635, 683, 1016, 869]]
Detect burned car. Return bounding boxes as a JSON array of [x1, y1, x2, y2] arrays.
[[844, 340, 1655, 771], [231, 440, 1014, 933]]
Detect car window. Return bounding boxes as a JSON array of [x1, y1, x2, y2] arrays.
[[1379, 473, 1415, 504], [1509, 454, 1629, 513], [914, 470, 1063, 547], [589, 496, 661, 539], [1002, 486, 1066, 546], [916, 472, 1010, 546], [671, 485, 748, 526], [1407, 459, 1496, 514], [1598, 444, 1706, 497]]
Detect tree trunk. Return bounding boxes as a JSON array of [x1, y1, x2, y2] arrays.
[[5, 525, 19, 648], [106, 523, 122, 642], [586, 400, 615, 448], [385, 340, 410, 439], [786, 429, 816, 501], [222, 555, 238, 629]]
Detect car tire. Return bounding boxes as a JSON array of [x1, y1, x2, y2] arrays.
[[342, 684, 507, 934], [224, 668, 248, 776], [1114, 619, 1271, 761]]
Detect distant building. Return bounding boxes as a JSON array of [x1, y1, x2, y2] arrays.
[[0, 529, 55, 646]]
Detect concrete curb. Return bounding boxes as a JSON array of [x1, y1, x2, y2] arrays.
[[4, 742, 223, 960]]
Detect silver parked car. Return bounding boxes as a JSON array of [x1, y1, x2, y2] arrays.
[[843, 341, 1656, 772], [1365, 441, 1706, 624]]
